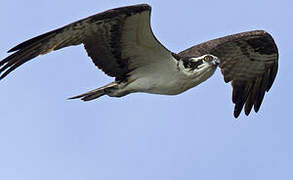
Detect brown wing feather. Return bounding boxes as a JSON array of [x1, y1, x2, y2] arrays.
[[0, 4, 151, 81], [179, 30, 278, 117]]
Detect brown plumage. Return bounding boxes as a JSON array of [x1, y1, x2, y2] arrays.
[[179, 31, 278, 117], [0, 4, 278, 118], [1, 4, 152, 81]]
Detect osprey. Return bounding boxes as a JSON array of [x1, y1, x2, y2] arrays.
[[0, 4, 278, 118]]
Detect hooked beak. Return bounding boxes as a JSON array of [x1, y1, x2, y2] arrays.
[[213, 58, 221, 66]]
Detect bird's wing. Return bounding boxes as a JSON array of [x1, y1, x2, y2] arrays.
[[179, 30, 278, 117], [0, 4, 172, 81]]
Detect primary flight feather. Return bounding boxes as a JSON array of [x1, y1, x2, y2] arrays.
[[0, 4, 278, 117]]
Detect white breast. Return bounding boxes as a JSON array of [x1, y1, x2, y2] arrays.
[[124, 55, 216, 95]]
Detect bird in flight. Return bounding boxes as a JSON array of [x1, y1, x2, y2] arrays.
[[0, 4, 278, 118]]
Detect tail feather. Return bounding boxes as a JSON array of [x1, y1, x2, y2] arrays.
[[67, 89, 105, 101], [68, 82, 117, 101]]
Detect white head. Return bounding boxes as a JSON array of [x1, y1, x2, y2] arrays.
[[178, 54, 220, 83]]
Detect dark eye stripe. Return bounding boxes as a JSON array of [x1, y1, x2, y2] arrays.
[[191, 60, 203, 69], [182, 58, 203, 69]]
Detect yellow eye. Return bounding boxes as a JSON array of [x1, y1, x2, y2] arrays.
[[204, 55, 212, 61]]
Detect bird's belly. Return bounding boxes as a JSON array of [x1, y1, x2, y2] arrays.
[[126, 71, 199, 95]]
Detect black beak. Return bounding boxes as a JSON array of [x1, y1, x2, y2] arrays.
[[213, 58, 220, 66]]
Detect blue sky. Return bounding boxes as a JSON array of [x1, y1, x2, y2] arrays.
[[0, 0, 292, 179]]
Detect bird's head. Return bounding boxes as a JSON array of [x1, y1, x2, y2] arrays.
[[179, 54, 220, 77], [176, 54, 220, 86]]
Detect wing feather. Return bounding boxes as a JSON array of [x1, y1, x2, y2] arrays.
[[1, 4, 171, 81], [179, 30, 278, 117]]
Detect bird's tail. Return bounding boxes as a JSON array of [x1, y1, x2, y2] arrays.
[[67, 82, 117, 101]]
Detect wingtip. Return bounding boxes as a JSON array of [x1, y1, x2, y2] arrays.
[[7, 47, 17, 53], [253, 104, 261, 113], [244, 109, 251, 116], [0, 71, 9, 81], [67, 95, 82, 100], [233, 105, 242, 118], [233, 111, 240, 118]]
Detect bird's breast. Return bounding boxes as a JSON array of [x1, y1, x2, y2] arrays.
[[125, 64, 203, 95]]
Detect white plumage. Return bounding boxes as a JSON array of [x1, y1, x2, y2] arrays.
[[0, 4, 278, 117]]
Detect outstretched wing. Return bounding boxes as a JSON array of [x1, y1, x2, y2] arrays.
[[179, 30, 278, 117], [0, 4, 172, 81]]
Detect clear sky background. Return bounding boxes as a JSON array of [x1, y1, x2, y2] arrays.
[[0, 0, 292, 180]]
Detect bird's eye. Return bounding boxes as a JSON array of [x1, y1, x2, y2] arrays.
[[204, 55, 213, 62]]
